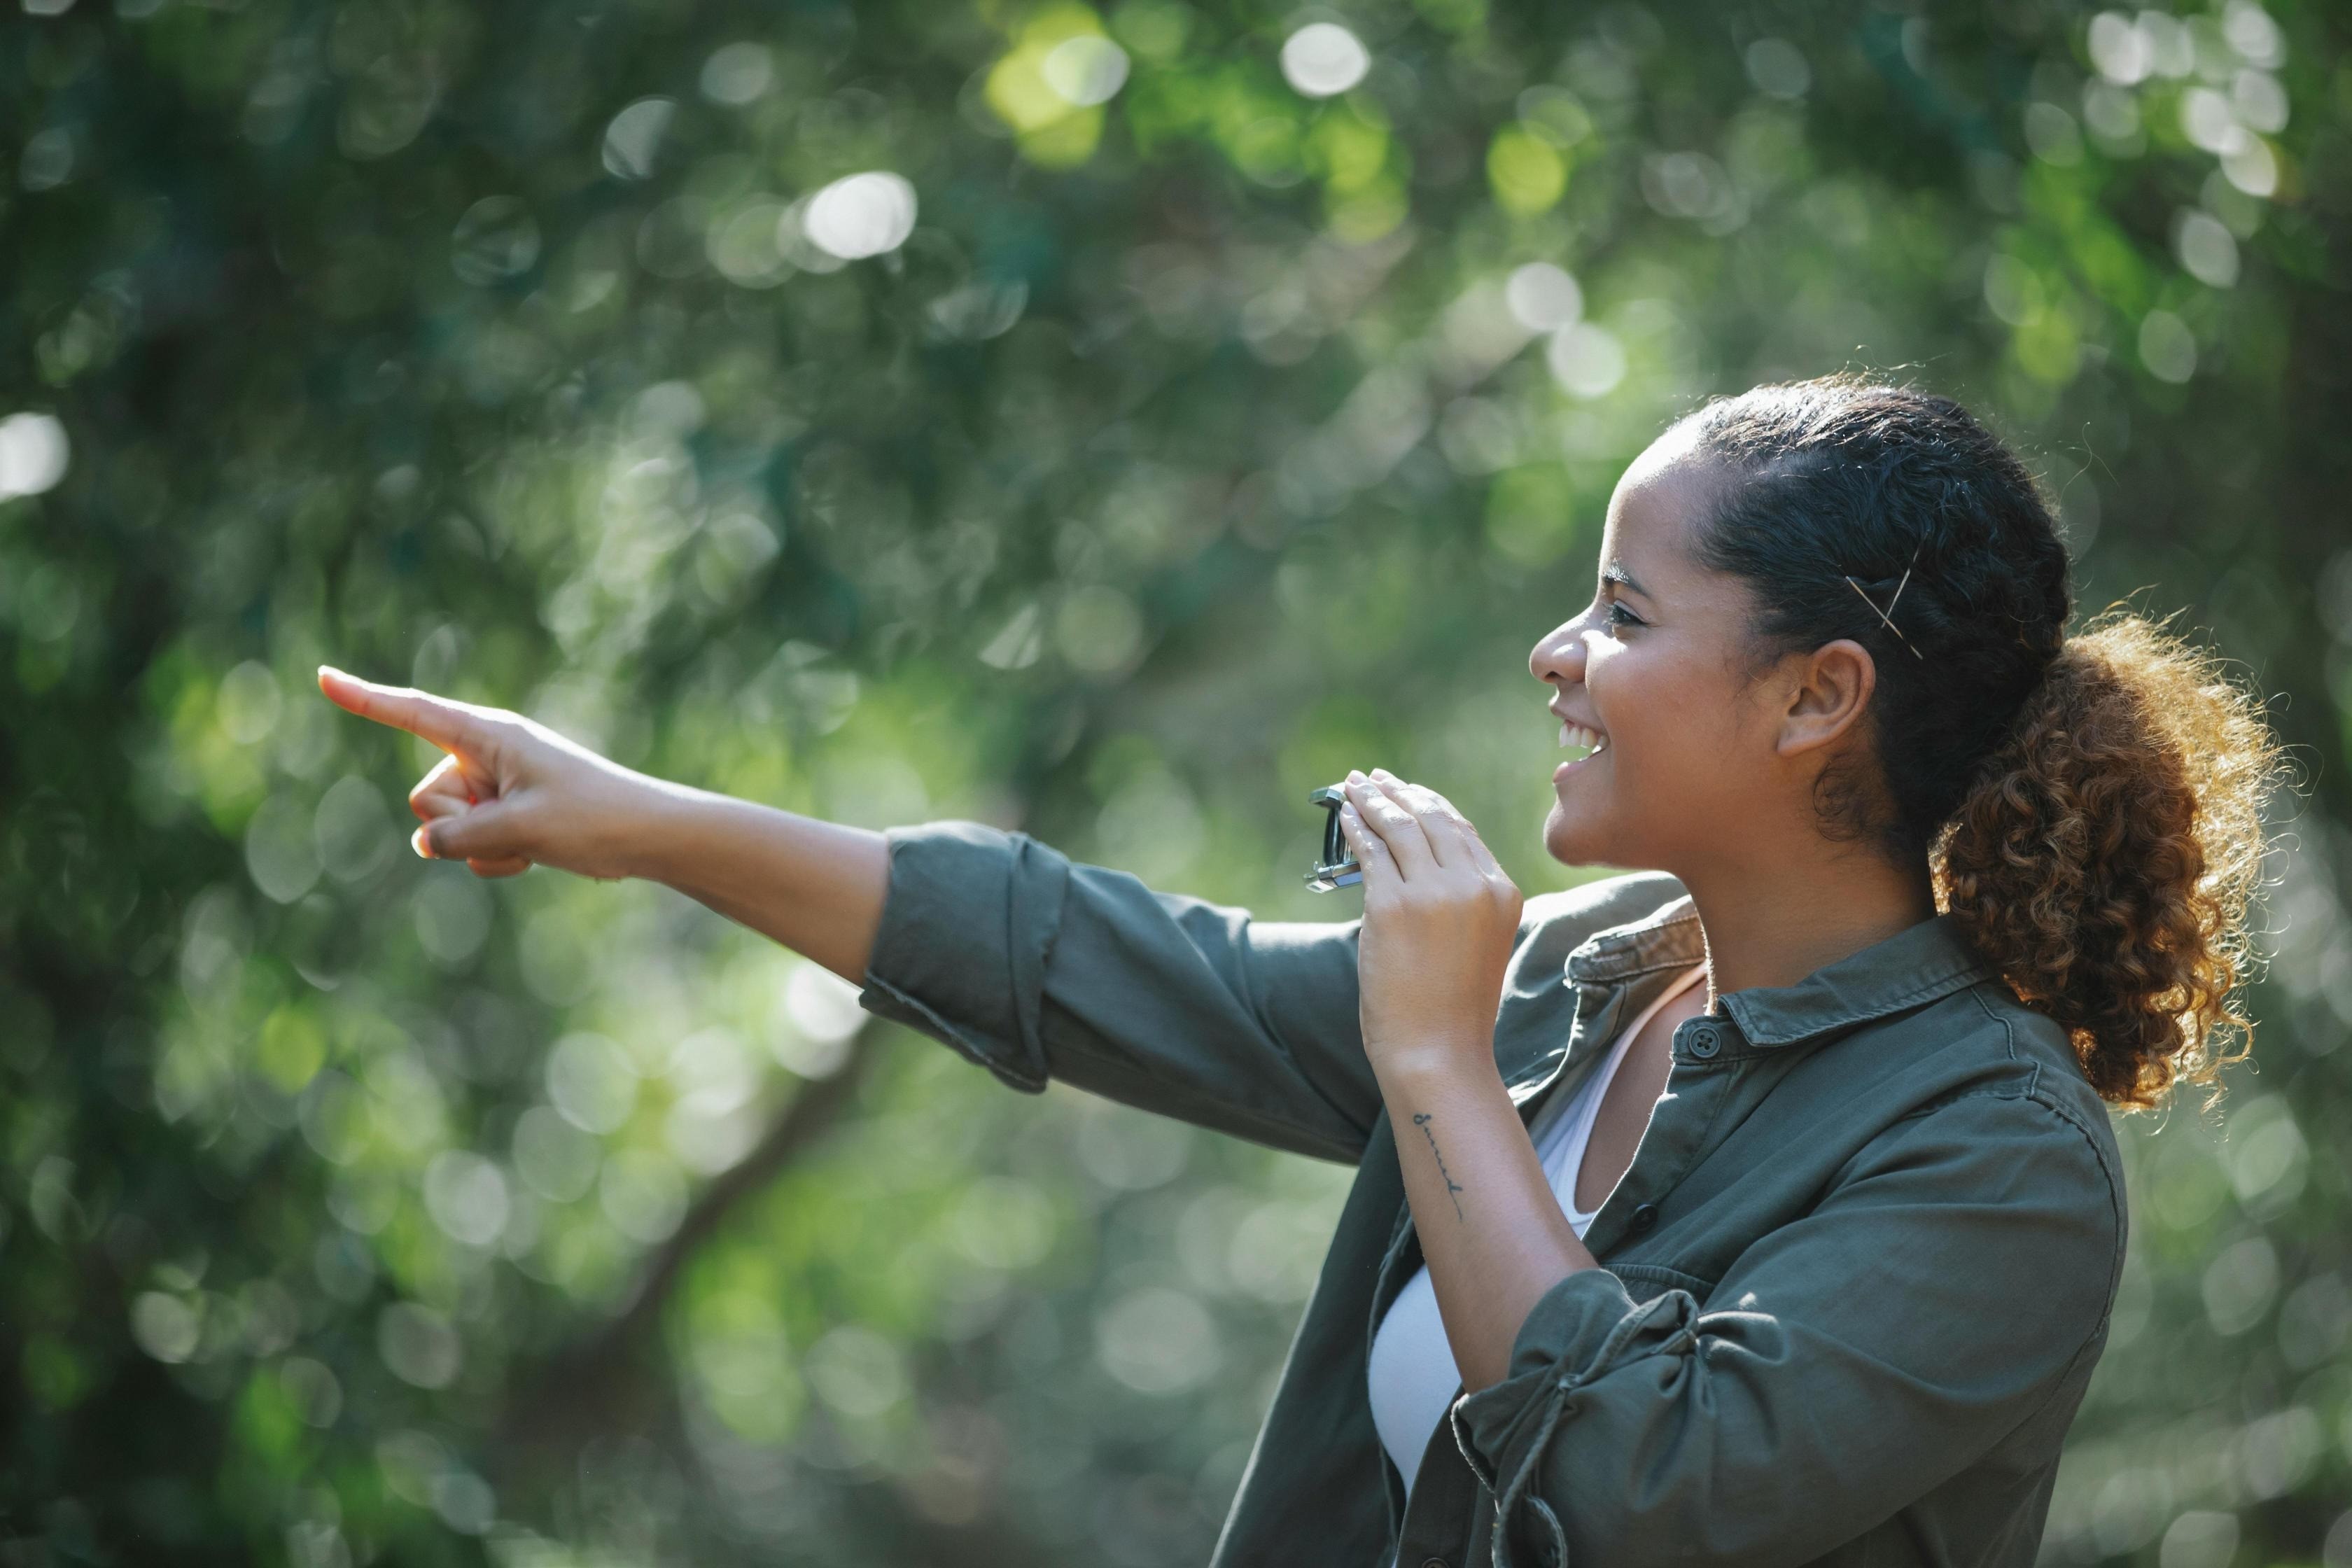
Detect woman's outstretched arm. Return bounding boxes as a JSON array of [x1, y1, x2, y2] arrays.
[[315, 666, 887, 981], [314, 666, 1382, 1157]]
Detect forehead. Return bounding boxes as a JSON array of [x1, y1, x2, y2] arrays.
[[1602, 423, 1718, 567]]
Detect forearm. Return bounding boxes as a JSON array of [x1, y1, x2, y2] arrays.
[[636, 783, 890, 985], [1378, 1044, 1595, 1390]]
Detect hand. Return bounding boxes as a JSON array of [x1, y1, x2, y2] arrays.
[[316, 666, 664, 882], [1336, 767, 1525, 1079]]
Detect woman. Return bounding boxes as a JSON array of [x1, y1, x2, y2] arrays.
[[321, 376, 2278, 1568]]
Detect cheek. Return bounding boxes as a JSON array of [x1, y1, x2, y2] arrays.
[[1595, 652, 1742, 792]]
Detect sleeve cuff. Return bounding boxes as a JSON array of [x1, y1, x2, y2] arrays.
[[1451, 1266, 1702, 1493], [855, 820, 1072, 1096]]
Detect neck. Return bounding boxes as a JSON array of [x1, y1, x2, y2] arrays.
[[1681, 841, 1938, 1002]]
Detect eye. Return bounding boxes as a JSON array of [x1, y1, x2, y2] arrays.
[[1604, 600, 1645, 628]]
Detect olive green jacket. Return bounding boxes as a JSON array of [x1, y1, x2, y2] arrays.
[[855, 820, 2126, 1568]]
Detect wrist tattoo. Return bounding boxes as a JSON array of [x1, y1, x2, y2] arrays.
[[1410, 1112, 1466, 1222]]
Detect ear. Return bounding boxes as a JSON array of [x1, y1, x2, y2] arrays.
[[1774, 638, 1877, 758]]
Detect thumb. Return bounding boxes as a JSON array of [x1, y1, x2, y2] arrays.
[[419, 799, 527, 863]]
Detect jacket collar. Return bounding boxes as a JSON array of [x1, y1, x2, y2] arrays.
[[1564, 895, 1994, 1048], [1563, 892, 1705, 984], [1499, 895, 1707, 1105]]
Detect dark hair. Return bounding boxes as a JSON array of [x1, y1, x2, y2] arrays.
[[1678, 374, 2281, 1112]]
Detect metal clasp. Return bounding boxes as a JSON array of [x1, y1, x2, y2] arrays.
[[1304, 785, 1362, 892]]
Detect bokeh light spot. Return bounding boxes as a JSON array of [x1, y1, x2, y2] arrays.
[[0, 412, 69, 500], [2139, 310, 2197, 383], [700, 42, 774, 105], [1744, 38, 1812, 99], [601, 97, 675, 181], [377, 1303, 462, 1389], [1042, 36, 1130, 106], [1504, 262, 1582, 331], [1546, 322, 1627, 398], [1280, 23, 1370, 98], [804, 172, 917, 260], [451, 196, 541, 285]]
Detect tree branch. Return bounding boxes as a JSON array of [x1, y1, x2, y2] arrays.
[[493, 1026, 884, 1459]]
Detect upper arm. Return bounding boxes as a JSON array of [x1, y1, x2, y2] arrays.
[[1037, 858, 1380, 1159], [855, 819, 1379, 1161]]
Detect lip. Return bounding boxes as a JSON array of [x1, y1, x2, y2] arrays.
[[1553, 750, 1604, 784], [1548, 700, 1603, 730]]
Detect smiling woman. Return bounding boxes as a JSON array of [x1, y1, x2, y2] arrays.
[[320, 373, 2282, 1568]]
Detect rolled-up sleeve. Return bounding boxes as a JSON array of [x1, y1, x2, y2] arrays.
[[855, 819, 1382, 1162], [1448, 1088, 2124, 1568]]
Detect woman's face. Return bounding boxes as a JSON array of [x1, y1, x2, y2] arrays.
[[1527, 427, 1791, 876]]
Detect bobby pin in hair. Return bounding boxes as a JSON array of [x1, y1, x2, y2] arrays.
[[1842, 543, 1927, 662]]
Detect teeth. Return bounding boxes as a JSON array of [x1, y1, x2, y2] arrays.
[[1557, 722, 1608, 757]]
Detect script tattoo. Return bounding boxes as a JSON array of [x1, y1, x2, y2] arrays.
[[1410, 1112, 1466, 1222]]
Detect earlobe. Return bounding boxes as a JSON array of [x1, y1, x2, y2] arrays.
[[1776, 639, 1877, 757]]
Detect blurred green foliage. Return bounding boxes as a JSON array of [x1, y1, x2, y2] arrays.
[[4, 0, 2351, 1562]]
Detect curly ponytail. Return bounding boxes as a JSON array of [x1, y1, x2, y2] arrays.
[[1936, 615, 2281, 1111], [1681, 375, 2284, 1112]]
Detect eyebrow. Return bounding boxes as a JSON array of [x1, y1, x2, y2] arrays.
[[1602, 562, 1651, 598]]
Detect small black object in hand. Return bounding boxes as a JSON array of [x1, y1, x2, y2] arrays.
[[1306, 785, 1363, 892]]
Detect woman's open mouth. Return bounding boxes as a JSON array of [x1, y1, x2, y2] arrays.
[[1555, 720, 1608, 780]]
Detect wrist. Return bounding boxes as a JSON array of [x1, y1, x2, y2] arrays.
[[622, 776, 720, 886], [1368, 1028, 1499, 1088]]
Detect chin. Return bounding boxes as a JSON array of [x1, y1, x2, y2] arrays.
[[1542, 799, 1614, 868], [1543, 792, 1666, 873]]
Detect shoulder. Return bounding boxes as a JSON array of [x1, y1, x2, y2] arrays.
[[1833, 969, 2118, 1146], [1859, 983, 2127, 1260], [1800, 976, 2126, 1242], [1936, 979, 2122, 1166]]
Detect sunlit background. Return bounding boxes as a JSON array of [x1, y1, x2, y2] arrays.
[[5, 1, 2350, 1563]]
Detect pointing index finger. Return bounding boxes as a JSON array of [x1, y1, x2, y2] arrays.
[[318, 666, 489, 755]]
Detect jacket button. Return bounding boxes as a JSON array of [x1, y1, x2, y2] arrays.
[[1420, 1558, 1450, 1568], [1630, 1203, 1659, 1233], [1687, 1023, 1721, 1059]]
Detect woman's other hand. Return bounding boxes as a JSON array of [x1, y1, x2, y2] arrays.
[[316, 666, 662, 882], [1336, 766, 1525, 1079]]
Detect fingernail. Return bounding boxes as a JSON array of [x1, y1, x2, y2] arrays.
[[1347, 769, 1366, 783]]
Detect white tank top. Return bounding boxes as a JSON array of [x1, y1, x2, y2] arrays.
[[1364, 962, 1709, 1502]]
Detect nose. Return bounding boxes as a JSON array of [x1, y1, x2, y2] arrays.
[[1529, 612, 1591, 690]]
